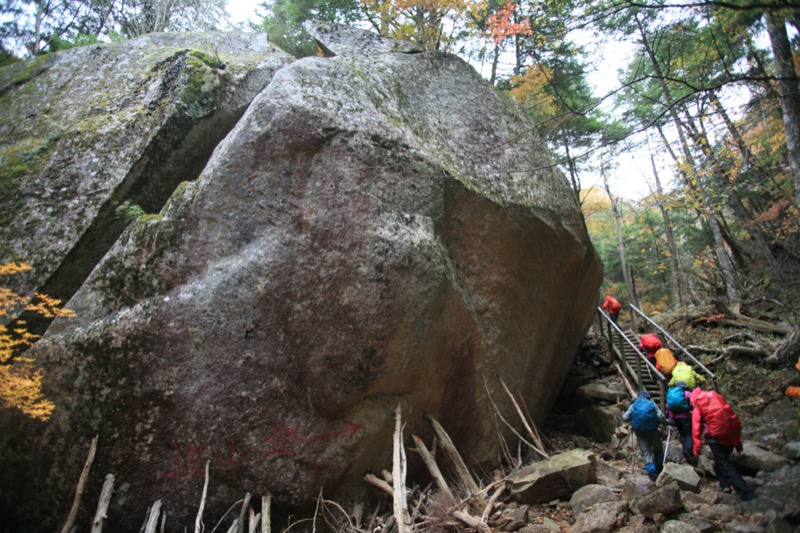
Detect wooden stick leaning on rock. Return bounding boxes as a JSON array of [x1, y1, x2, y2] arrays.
[[427, 416, 487, 510], [614, 362, 638, 398], [143, 500, 162, 533], [195, 460, 211, 533], [483, 378, 545, 460], [392, 404, 412, 533], [90, 473, 115, 533], [236, 492, 252, 533], [60, 434, 99, 533], [500, 379, 549, 459], [411, 435, 454, 501], [262, 494, 272, 533]]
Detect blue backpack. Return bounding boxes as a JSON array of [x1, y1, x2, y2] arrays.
[[630, 398, 660, 431], [666, 386, 690, 412]]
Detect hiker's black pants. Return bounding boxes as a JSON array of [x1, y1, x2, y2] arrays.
[[708, 440, 753, 498], [673, 418, 693, 459]]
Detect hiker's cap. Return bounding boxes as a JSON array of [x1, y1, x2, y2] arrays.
[[638, 391, 651, 399], [675, 381, 687, 388]]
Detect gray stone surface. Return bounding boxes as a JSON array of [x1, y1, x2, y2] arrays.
[[569, 483, 619, 515], [733, 441, 791, 473], [569, 501, 628, 533], [0, 32, 291, 297], [508, 450, 598, 504], [656, 463, 701, 492], [630, 481, 684, 518]]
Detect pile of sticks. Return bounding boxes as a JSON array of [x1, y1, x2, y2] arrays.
[[60, 382, 547, 532]]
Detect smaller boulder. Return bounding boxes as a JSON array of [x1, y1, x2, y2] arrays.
[[507, 449, 597, 504], [630, 481, 684, 518], [575, 381, 628, 403], [694, 503, 738, 523], [733, 442, 791, 473], [780, 440, 800, 460], [675, 513, 717, 532], [569, 501, 628, 533], [656, 463, 701, 492], [569, 484, 619, 515], [575, 405, 622, 443]]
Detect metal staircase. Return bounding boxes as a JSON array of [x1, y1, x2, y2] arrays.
[[597, 304, 717, 411]]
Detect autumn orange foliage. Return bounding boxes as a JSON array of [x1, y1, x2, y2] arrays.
[[0, 262, 75, 421], [487, 1, 531, 45]]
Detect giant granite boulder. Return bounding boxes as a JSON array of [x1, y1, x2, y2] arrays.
[[0, 23, 602, 531]]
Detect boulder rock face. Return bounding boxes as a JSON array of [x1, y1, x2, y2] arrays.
[[0, 32, 291, 300], [0, 24, 602, 531]]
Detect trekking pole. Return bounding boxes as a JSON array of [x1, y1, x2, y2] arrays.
[[629, 430, 636, 474], [663, 424, 672, 464]]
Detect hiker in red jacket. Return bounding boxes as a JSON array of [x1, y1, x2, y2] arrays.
[[691, 388, 755, 501], [638, 333, 662, 367], [601, 295, 622, 324]]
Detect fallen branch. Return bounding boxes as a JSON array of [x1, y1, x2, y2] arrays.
[[392, 405, 412, 533], [428, 416, 487, 510], [453, 510, 491, 533], [482, 379, 542, 462], [411, 435, 454, 500], [614, 362, 638, 398], [60, 434, 99, 533], [90, 473, 115, 533], [364, 473, 394, 497], [481, 473, 506, 524], [195, 460, 211, 533], [710, 345, 770, 364], [236, 492, 251, 533], [144, 500, 162, 533], [262, 494, 271, 533], [500, 379, 549, 459]]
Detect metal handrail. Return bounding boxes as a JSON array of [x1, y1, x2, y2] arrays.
[[629, 304, 716, 381], [597, 307, 666, 382]]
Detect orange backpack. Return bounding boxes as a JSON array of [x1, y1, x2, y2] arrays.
[[654, 348, 678, 374]]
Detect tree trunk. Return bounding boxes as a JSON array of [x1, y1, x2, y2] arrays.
[[636, 13, 739, 303], [601, 155, 638, 312], [765, 10, 800, 215], [649, 148, 683, 308]]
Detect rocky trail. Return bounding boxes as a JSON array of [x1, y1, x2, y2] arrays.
[[338, 318, 800, 533]]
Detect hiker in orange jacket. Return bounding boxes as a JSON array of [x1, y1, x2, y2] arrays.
[[691, 388, 755, 501], [782, 355, 800, 400], [601, 295, 622, 324]]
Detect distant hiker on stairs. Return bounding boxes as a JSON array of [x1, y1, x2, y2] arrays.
[[623, 391, 669, 481], [601, 295, 622, 324], [638, 333, 662, 368]]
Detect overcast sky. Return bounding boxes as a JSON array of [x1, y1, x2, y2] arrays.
[[228, 0, 261, 24]]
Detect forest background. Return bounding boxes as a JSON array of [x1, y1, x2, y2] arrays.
[[3, 0, 800, 416]]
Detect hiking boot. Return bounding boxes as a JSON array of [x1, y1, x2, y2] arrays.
[[719, 486, 733, 494], [741, 490, 756, 502]]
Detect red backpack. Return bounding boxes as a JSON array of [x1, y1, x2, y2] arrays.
[[640, 334, 662, 352], [696, 390, 742, 443]]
